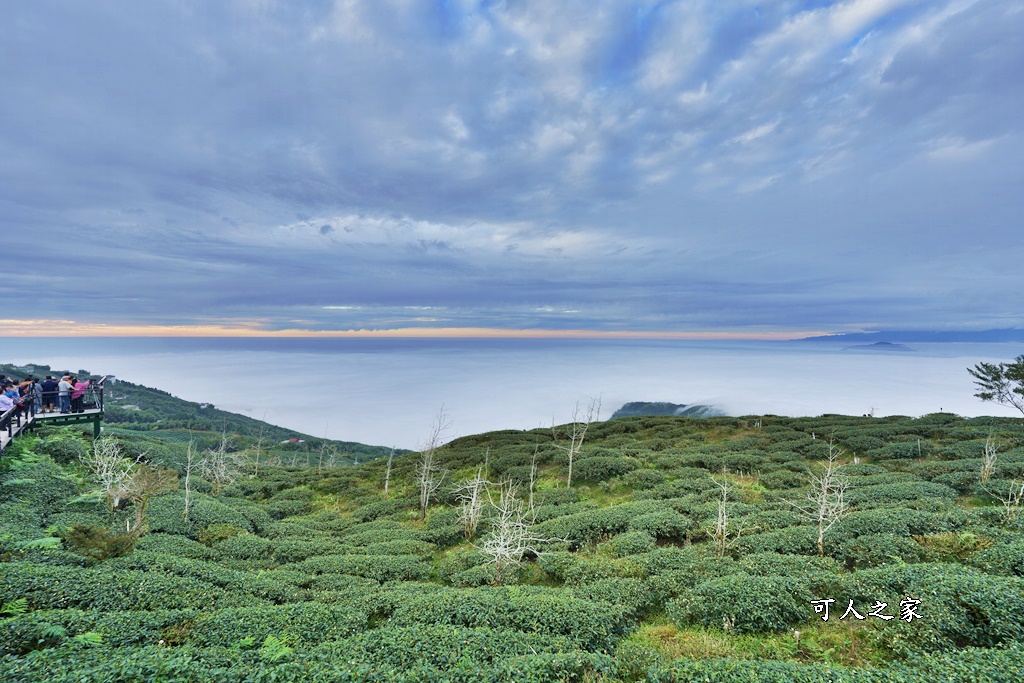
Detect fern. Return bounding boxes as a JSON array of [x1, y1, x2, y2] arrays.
[[0, 598, 28, 618], [39, 624, 68, 644], [71, 631, 104, 647], [15, 537, 62, 550], [259, 634, 294, 662]]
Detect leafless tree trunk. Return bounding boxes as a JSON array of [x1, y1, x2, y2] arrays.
[[980, 433, 998, 483], [454, 465, 488, 539], [202, 432, 245, 496], [792, 439, 849, 557], [528, 445, 540, 515], [986, 479, 1024, 522], [417, 406, 452, 519], [477, 479, 567, 585], [80, 438, 140, 510], [125, 464, 177, 535], [251, 410, 268, 478], [705, 472, 756, 558], [383, 447, 395, 497], [182, 438, 200, 521], [553, 397, 600, 489]]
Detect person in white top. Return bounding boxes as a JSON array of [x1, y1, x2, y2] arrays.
[[58, 375, 74, 414]]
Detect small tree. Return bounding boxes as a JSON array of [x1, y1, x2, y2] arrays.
[[124, 464, 177, 534], [968, 355, 1024, 416], [705, 472, 755, 558], [202, 432, 245, 496], [998, 480, 1024, 522], [416, 406, 452, 519], [80, 438, 176, 534], [553, 397, 600, 489], [383, 447, 395, 497], [792, 439, 849, 557], [80, 438, 139, 511], [980, 433, 999, 484], [477, 479, 566, 585], [181, 438, 200, 521], [453, 465, 489, 540], [250, 412, 269, 478]]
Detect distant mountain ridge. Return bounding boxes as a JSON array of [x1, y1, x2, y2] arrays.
[[611, 401, 724, 419], [796, 328, 1024, 343], [1, 361, 400, 460]]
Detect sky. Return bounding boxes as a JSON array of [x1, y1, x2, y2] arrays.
[[3, 0, 1022, 338]]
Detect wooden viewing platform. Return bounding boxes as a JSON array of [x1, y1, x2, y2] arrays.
[[1, 387, 105, 452]]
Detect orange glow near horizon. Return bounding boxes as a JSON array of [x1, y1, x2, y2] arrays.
[[0, 319, 824, 341]]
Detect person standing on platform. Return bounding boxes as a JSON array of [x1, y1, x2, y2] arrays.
[[58, 374, 73, 414], [71, 377, 90, 413], [41, 376, 58, 413]]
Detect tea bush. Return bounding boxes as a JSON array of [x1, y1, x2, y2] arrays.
[[667, 573, 810, 633]]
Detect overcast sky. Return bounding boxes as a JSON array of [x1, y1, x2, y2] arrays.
[[3, 0, 1022, 337]]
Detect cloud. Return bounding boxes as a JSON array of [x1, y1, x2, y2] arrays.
[[0, 0, 1021, 335]]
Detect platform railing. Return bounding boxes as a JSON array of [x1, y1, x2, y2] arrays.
[[1, 394, 36, 451]]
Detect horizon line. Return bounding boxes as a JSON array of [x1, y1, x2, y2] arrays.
[[0, 320, 823, 341]]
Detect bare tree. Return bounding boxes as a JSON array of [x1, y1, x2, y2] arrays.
[[416, 406, 452, 519], [553, 397, 601, 489], [705, 472, 756, 558], [997, 480, 1024, 522], [528, 445, 540, 514], [250, 410, 269, 478], [124, 464, 177, 534], [182, 438, 200, 521], [80, 438, 176, 534], [383, 447, 395, 497], [477, 479, 567, 585], [453, 466, 489, 540], [980, 433, 999, 484], [80, 439, 140, 510], [792, 439, 849, 557], [202, 432, 245, 496]]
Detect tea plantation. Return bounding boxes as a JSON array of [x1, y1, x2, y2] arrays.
[[2, 409, 1023, 682]]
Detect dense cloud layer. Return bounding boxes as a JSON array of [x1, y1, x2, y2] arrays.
[[3, 0, 1021, 334]]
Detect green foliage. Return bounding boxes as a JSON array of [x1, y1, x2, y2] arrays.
[[63, 524, 139, 563], [388, 586, 632, 650], [668, 574, 810, 633], [3, 389, 1024, 680], [610, 530, 656, 557], [197, 523, 245, 547]]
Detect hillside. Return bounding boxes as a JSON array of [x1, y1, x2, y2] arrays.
[[1, 390, 1023, 680], [0, 362, 400, 463]]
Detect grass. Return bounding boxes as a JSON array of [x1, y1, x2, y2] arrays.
[[625, 618, 885, 668]]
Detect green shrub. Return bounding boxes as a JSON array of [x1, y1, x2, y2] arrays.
[[0, 607, 195, 655], [0, 562, 263, 612], [34, 436, 89, 465], [832, 532, 923, 569], [628, 509, 693, 541], [668, 573, 810, 633], [292, 554, 431, 583], [610, 531, 656, 557], [63, 524, 138, 563], [198, 523, 246, 547], [214, 533, 273, 561], [186, 602, 370, 647], [134, 533, 214, 560], [623, 469, 665, 490], [851, 564, 1024, 655], [572, 456, 641, 482], [967, 540, 1024, 576], [106, 551, 305, 603], [389, 586, 632, 650], [1, 459, 77, 518]]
